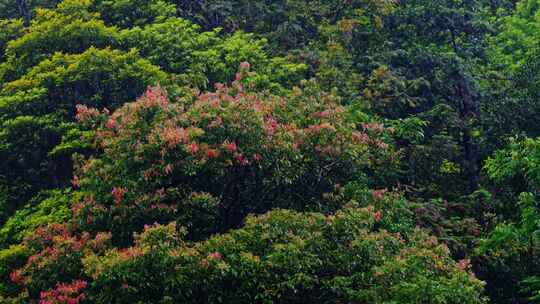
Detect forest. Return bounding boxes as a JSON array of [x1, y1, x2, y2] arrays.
[[1, 0, 540, 303]]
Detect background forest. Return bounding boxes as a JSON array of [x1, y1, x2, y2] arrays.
[[1, 0, 540, 303]]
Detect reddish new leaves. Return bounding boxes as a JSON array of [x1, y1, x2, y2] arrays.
[[40, 280, 87, 304], [70, 65, 396, 247]]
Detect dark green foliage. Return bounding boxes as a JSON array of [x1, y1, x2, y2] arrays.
[[95, 0, 176, 28], [0, 0, 61, 22], [0, 116, 68, 223], [478, 137, 540, 302]]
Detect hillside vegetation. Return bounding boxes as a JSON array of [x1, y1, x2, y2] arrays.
[[0, 0, 540, 303]]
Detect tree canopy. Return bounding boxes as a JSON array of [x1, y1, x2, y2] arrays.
[[0, 0, 539, 303]]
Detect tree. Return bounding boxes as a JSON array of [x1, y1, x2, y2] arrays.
[[119, 17, 308, 89], [478, 136, 540, 302], [94, 0, 176, 28], [482, 0, 540, 149], [0, 0, 119, 82], [0, 48, 166, 224], [82, 209, 486, 304], [0, 0, 61, 23], [71, 70, 397, 244], [7, 204, 486, 303], [362, 0, 492, 195]]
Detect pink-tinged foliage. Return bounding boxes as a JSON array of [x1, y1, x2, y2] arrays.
[[75, 105, 100, 122], [160, 126, 189, 148], [373, 210, 383, 222], [362, 122, 385, 133], [239, 61, 251, 71], [206, 149, 219, 159], [112, 187, 128, 204], [371, 189, 388, 201], [10, 269, 24, 284], [40, 280, 87, 304], [68, 64, 397, 244], [253, 153, 262, 162], [141, 86, 169, 108], [208, 252, 223, 261], [458, 258, 472, 270], [225, 141, 237, 153], [187, 142, 200, 154], [12, 223, 111, 295]]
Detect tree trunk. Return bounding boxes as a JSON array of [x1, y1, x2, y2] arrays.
[[454, 71, 481, 192]]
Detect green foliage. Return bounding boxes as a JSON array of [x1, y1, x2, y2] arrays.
[[0, 115, 68, 224], [0, 189, 71, 248], [385, 0, 489, 55], [522, 275, 540, 303], [95, 0, 176, 28], [0, 47, 166, 223], [0, 0, 61, 20], [120, 17, 308, 90], [1, 1, 119, 81], [83, 208, 485, 303], [350, 0, 491, 196], [482, 1, 540, 146], [176, 0, 395, 50], [0, 19, 24, 62], [490, 0, 540, 72], [2, 47, 167, 115], [480, 136, 540, 302], [485, 136, 540, 188], [0, 244, 29, 297], [1, 0, 539, 303]]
